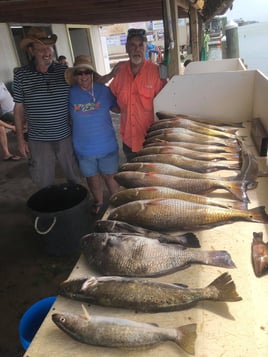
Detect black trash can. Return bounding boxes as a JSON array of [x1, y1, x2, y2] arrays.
[[27, 183, 92, 256]]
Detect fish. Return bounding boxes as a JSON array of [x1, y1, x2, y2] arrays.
[[144, 139, 240, 154], [145, 127, 238, 147], [131, 154, 240, 173], [144, 132, 239, 147], [52, 310, 197, 354], [251, 232, 268, 277], [110, 186, 248, 210], [155, 111, 244, 129], [148, 118, 238, 139], [114, 171, 249, 202], [81, 232, 236, 276], [143, 136, 241, 153], [58, 273, 242, 312], [136, 145, 239, 162], [234, 139, 259, 189], [108, 199, 268, 231], [95, 219, 201, 247], [119, 161, 241, 183]]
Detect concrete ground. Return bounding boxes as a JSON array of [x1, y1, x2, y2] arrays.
[[0, 114, 123, 357]]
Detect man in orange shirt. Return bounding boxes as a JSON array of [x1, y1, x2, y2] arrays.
[[110, 28, 166, 162]]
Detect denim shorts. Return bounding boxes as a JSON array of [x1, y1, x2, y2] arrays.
[[77, 150, 119, 177]]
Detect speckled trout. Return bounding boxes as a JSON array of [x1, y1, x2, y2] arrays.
[[81, 233, 236, 277], [108, 199, 268, 231], [58, 273, 242, 312], [52, 311, 197, 354]]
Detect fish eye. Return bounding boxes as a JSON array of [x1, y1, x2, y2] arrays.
[[60, 316, 66, 323]]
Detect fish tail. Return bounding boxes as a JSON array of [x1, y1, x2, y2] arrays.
[[207, 272, 242, 301], [204, 250, 236, 268], [224, 181, 249, 202], [176, 323, 197, 355], [225, 162, 241, 170], [248, 206, 268, 223]]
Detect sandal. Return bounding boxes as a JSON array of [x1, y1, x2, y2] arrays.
[[3, 155, 21, 162], [91, 203, 103, 215]]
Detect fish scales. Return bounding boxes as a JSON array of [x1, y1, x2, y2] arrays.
[[81, 232, 236, 277], [108, 199, 268, 231], [58, 273, 242, 312], [52, 312, 197, 354]]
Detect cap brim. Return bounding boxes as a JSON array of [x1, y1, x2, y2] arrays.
[[20, 34, 57, 50]]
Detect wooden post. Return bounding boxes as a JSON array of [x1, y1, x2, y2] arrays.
[[189, 6, 199, 61]]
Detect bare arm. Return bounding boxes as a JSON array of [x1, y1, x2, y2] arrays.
[[14, 102, 28, 157], [96, 62, 122, 85], [0, 119, 16, 131]]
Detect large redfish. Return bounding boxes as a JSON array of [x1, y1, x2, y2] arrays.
[[131, 154, 240, 173], [108, 199, 268, 231], [58, 273, 242, 312], [81, 232, 236, 277], [136, 145, 239, 162], [114, 171, 248, 202], [148, 117, 238, 139], [52, 311, 197, 354], [110, 186, 247, 210]]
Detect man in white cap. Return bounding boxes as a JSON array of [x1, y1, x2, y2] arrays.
[[13, 27, 81, 188]]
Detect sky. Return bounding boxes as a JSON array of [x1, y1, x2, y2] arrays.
[[226, 0, 268, 22]]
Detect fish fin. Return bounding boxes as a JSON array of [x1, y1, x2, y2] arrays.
[[204, 250, 236, 268], [173, 283, 189, 288], [225, 181, 249, 202], [182, 232, 200, 248], [176, 323, 197, 355], [81, 304, 91, 320], [248, 206, 268, 223], [207, 272, 242, 302], [228, 200, 248, 210]]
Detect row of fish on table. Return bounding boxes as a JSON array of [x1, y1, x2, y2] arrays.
[[52, 112, 268, 355]]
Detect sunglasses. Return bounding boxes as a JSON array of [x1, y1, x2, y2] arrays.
[[74, 69, 93, 76], [127, 28, 147, 40]]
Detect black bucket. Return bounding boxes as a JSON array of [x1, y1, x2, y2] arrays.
[[27, 183, 92, 256]]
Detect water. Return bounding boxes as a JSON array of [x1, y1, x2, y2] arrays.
[[238, 22, 268, 76]]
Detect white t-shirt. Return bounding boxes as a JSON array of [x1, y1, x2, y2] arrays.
[[0, 82, 14, 114]]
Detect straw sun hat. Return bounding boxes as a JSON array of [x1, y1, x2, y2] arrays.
[[20, 27, 57, 51], [65, 55, 96, 85]]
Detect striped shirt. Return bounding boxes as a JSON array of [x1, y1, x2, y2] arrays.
[[13, 61, 71, 141]]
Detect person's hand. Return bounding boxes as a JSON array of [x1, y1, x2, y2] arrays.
[[18, 140, 29, 158], [110, 61, 124, 78]]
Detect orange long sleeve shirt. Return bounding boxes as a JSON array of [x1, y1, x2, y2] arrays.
[[110, 60, 166, 152]]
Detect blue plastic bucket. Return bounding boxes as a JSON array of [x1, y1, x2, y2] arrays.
[[19, 296, 56, 350]]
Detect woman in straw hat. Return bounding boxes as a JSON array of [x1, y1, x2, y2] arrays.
[[65, 55, 120, 215]]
